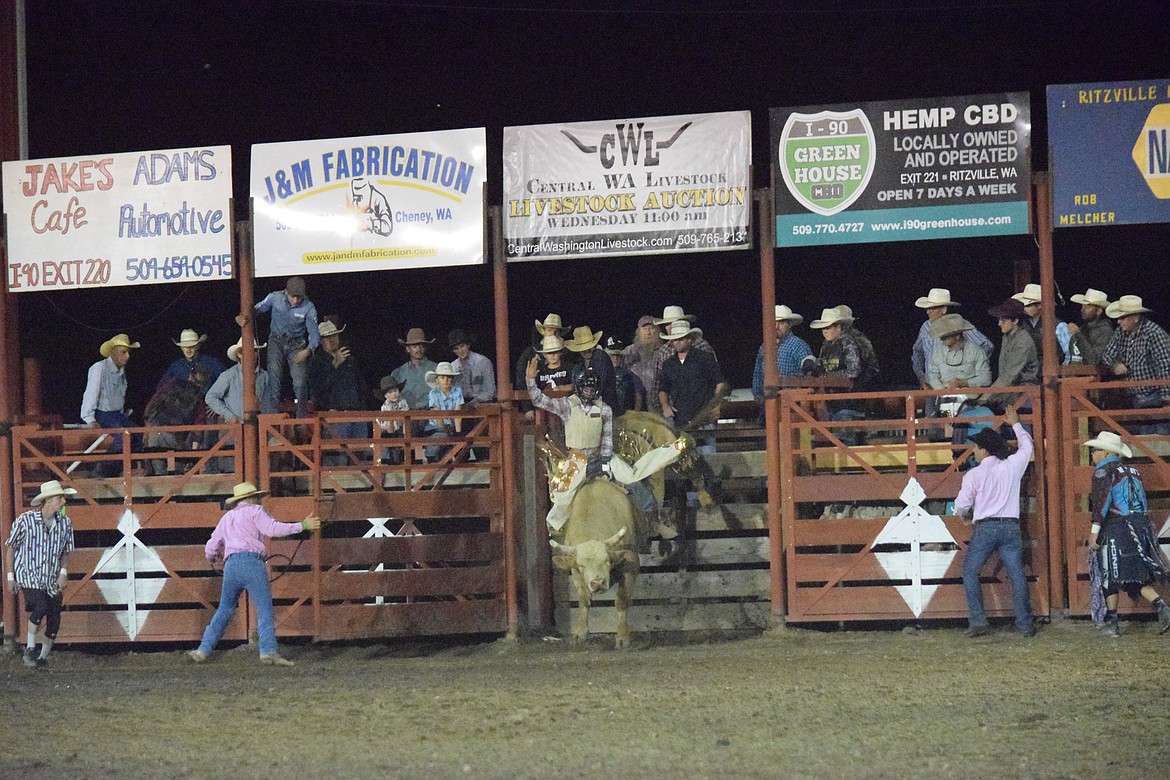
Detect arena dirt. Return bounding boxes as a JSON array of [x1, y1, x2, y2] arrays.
[[2, 618, 1169, 779]]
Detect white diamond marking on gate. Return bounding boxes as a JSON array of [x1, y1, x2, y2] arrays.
[[363, 517, 395, 606], [871, 478, 958, 617], [92, 510, 169, 640]]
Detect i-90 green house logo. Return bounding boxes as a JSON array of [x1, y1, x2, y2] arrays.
[[779, 109, 876, 216]]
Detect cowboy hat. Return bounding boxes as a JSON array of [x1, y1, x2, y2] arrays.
[[318, 320, 345, 337], [915, 288, 961, 308], [31, 480, 77, 506], [425, 361, 462, 388], [565, 326, 603, 352], [810, 307, 849, 329], [1070, 288, 1111, 308], [652, 305, 696, 325], [660, 320, 703, 340], [988, 299, 1027, 320], [227, 338, 267, 363], [379, 375, 407, 393], [535, 313, 565, 331], [968, 427, 1008, 459], [537, 335, 565, 353], [1082, 430, 1132, 458], [774, 304, 804, 324], [397, 327, 434, 345], [1105, 295, 1153, 318], [448, 328, 473, 348], [929, 313, 976, 340], [224, 481, 268, 505], [173, 329, 208, 348], [603, 336, 626, 355], [100, 334, 140, 357], [833, 304, 857, 324], [1011, 283, 1043, 305]]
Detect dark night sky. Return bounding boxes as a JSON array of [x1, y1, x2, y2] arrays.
[[15, 0, 1170, 418]]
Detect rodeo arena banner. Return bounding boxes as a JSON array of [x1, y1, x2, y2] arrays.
[[1047, 78, 1170, 227], [2, 146, 234, 291], [250, 128, 487, 277], [771, 93, 1031, 246], [503, 111, 751, 261]]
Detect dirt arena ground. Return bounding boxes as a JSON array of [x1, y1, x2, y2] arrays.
[[2, 618, 1169, 780]]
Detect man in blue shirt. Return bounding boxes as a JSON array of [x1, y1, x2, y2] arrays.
[[157, 328, 226, 392], [249, 277, 319, 417], [752, 304, 812, 404]]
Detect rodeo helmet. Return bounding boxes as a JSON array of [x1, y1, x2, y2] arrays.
[[573, 368, 602, 403]]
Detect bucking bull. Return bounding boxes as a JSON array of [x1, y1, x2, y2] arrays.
[[542, 409, 718, 648]]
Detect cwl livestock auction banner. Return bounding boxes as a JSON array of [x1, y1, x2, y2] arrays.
[[503, 111, 751, 261], [2, 146, 233, 292], [770, 93, 1031, 246], [250, 128, 487, 277], [1047, 79, 1170, 227]]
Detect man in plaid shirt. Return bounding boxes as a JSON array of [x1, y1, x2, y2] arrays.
[[1101, 295, 1170, 407], [752, 304, 813, 403]]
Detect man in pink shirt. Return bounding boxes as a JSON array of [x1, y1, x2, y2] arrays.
[[953, 406, 1036, 638], [188, 482, 320, 666]]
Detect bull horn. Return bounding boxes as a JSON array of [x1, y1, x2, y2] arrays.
[[549, 539, 575, 555], [602, 527, 627, 550]]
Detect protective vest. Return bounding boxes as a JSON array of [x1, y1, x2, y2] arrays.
[[564, 396, 603, 450]]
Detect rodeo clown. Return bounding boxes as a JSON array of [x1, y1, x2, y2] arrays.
[[526, 357, 684, 534]]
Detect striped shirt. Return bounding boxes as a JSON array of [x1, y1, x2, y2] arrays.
[[6, 509, 75, 595], [80, 357, 128, 424]]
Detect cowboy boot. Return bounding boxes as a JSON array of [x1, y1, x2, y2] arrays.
[[1158, 604, 1170, 635]]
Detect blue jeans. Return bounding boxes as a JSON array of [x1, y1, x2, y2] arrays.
[[962, 519, 1032, 632], [198, 552, 278, 655], [95, 409, 142, 454], [268, 335, 310, 417]]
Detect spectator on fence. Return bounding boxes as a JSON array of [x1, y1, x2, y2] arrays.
[[984, 298, 1039, 410], [926, 313, 992, 395], [390, 327, 438, 411], [954, 406, 1036, 638], [622, 314, 663, 413], [143, 364, 213, 474], [5, 480, 76, 669], [605, 335, 645, 416], [157, 328, 226, 392], [448, 328, 496, 405], [1083, 430, 1170, 637], [513, 313, 570, 399], [206, 339, 280, 423], [375, 375, 409, 464], [309, 320, 370, 464], [566, 325, 617, 411], [912, 289, 994, 388], [1067, 288, 1114, 366], [649, 306, 719, 419], [834, 305, 881, 390], [752, 304, 813, 404], [1012, 283, 1070, 365], [658, 320, 727, 431], [425, 361, 464, 462], [248, 277, 319, 417], [807, 306, 878, 444], [1100, 295, 1170, 413], [188, 482, 320, 667], [81, 333, 142, 476]]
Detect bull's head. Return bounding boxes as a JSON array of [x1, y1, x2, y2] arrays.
[[550, 528, 634, 594]]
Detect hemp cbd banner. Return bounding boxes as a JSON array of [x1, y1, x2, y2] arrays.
[[770, 93, 1031, 247], [250, 128, 487, 277], [1048, 79, 1170, 227], [503, 111, 751, 261], [2, 146, 233, 292]]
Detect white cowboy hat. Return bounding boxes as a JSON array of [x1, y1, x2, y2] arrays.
[[660, 320, 703, 340], [564, 326, 603, 353], [1105, 295, 1153, 318], [810, 307, 849, 329], [652, 305, 696, 325], [537, 335, 565, 353], [227, 338, 267, 363], [915, 288, 961, 308], [1083, 430, 1132, 458], [425, 361, 462, 388], [774, 305, 804, 324], [1070, 288, 1111, 308], [31, 480, 77, 506], [224, 481, 268, 505], [1011, 283, 1043, 305], [834, 304, 857, 324], [928, 313, 975, 340], [173, 329, 208, 348], [318, 321, 345, 337], [535, 313, 564, 331], [100, 333, 141, 357]]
